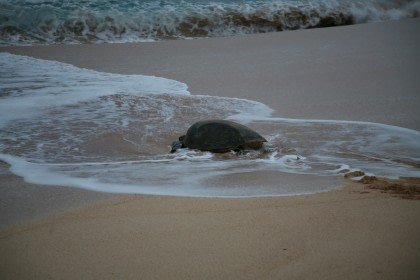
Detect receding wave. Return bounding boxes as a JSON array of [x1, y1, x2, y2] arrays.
[[1, 53, 419, 197], [1, 0, 419, 45]]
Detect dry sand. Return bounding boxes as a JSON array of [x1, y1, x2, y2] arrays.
[[1, 183, 420, 280], [1, 18, 420, 279]]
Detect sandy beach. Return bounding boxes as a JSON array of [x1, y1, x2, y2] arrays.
[[1, 18, 420, 279]]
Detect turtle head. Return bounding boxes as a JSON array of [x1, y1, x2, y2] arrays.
[[179, 135, 186, 146], [170, 135, 187, 153], [170, 140, 182, 153]]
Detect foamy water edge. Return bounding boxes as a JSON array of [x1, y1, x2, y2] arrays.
[[0, 53, 419, 197], [1, 0, 419, 45]]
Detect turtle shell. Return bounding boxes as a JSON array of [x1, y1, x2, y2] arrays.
[[181, 120, 266, 153]]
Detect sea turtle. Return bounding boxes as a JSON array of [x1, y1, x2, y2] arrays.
[[170, 119, 266, 153]]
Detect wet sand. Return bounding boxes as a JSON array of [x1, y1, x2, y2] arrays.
[[0, 162, 114, 230], [3, 18, 420, 130], [1, 18, 420, 279]]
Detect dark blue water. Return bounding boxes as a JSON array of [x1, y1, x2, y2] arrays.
[[1, 0, 419, 45]]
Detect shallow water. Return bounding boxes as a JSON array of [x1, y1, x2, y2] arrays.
[[0, 53, 419, 197]]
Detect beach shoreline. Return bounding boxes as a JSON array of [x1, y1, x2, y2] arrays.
[[3, 18, 420, 130], [1, 19, 420, 279]]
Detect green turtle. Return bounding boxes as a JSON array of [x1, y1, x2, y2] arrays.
[[170, 119, 266, 153]]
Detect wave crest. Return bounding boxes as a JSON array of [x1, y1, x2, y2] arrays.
[[1, 0, 419, 45]]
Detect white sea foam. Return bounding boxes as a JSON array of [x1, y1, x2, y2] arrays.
[[1, 0, 419, 45], [0, 53, 419, 197], [0, 52, 189, 129]]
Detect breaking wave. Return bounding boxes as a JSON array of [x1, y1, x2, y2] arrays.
[[1, 0, 419, 45]]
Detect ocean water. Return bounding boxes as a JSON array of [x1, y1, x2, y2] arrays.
[[0, 53, 419, 197], [1, 0, 420, 45]]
